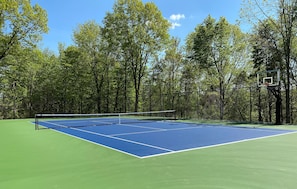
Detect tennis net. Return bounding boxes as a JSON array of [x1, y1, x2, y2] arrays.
[[35, 110, 176, 130]]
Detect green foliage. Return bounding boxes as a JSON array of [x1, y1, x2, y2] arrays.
[[242, 0, 297, 124], [73, 21, 107, 112], [0, 0, 48, 118], [2, 0, 297, 125], [251, 19, 283, 72], [102, 0, 170, 112], [0, 0, 48, 63], [192, 16, 251, 120]]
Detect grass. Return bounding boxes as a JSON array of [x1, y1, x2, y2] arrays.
[[1, 119, 297, 188]]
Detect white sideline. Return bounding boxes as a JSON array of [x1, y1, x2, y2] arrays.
[[43, 121, 173, 153], [36, 121, 297, 159]]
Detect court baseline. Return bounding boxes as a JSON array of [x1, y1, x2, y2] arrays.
[[38, 120, 296, 158]]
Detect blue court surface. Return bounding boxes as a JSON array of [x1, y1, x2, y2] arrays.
[[37, 119, 295, 158]]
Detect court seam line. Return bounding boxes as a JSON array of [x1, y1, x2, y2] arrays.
[[90, 120, 115, 125], [110, 129, 167, 136], [43, 121, 174, 153], [48, 118, 116, 125], [140, 130, 297, 159], [118, 123, 164, 130], [111, 125, 203, 136]]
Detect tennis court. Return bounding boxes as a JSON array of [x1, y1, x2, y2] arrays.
[[35, 113, 295, 158], [2, 119, 297, 189]]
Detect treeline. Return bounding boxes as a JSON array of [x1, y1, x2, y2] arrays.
[[1, 0, 297, 124]]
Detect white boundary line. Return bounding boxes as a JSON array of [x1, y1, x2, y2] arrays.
[[110, 129, 166, 137], [140, 130, 297, 159], [49, 129, 142, 158], [42, 121, 173, 156], [36, 121, 297, 159], [118, 123, 164, 130], [34, 121, 143, 158], [111, 125, 202, 137]]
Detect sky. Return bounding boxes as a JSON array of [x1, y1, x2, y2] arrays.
[[30, 0, 246, 53]]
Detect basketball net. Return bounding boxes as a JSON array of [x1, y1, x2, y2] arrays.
[[264, 82, 270, 87]]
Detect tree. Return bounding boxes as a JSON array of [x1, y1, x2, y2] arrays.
[[192, 16, 250, 120], [102, 0, 170, 112], [0, 47, 59, 118], [159, 37, 183, 110], [58, 45, 93, 113], [32, 50, 60, 113], [0, 0, 48, 63], [241, 0, 297, 123], [278, 0, 297, 123], [0, 0, 48, 118], [73, 21, 108, 113], [251, 20, 283, 124]]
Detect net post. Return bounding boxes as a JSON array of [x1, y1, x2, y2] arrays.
[[173, 110, 177, 120], [119, 113, 121, 125], [35, 114, 39, 130]]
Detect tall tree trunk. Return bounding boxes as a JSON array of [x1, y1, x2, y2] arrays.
[[124, 61, 128, 112], [114, 81, 120, 112], [285, 42, 291, 123], [268, 91, 273, 123], [219, 79, 224, 120], [280, 0, 294, 124], [258, 88, 263, 123], [134, 89, 139, 112], [93, 69, 104, 113], [134, 73, 142, 112], [275, 94, 282, 125], [269, 86, 282, 125]]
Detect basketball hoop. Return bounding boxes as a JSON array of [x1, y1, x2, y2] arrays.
[[263, 82, 279, 91], [256, 69, 280, 89]]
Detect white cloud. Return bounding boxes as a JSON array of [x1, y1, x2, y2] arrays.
[[169, 14, 185, 21], [169, 14, 185, 29], [171, 22, 181, 29]]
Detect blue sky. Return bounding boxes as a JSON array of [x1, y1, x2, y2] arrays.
[[30, 0, 246, 53]]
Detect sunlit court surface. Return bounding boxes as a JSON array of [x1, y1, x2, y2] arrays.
[[35, 114, 296, 158], [2, 118, 297, 189]]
